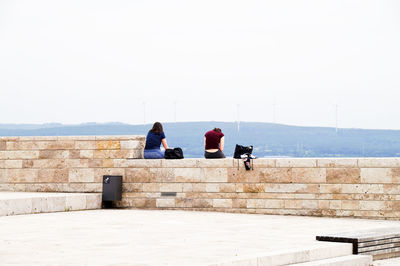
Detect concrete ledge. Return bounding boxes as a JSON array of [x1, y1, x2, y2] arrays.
[[0, 192, 102, 216]]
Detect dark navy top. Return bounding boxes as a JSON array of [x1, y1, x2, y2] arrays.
[[144, 131, 166, 150]]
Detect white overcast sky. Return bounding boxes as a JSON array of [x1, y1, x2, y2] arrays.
[[1, 0, 400, 129]]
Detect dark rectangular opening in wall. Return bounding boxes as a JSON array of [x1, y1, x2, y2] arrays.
[[161, 192, 177, 197]]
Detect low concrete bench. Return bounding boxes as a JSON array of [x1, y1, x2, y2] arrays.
[[316, 227, 400, 260]]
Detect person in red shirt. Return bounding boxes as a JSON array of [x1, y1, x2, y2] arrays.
[[204, 128, 226, 159]]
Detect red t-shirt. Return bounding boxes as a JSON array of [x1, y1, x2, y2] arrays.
[[205, 130, 224, 150]]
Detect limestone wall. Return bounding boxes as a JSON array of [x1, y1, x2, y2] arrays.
[[1, 136, 400, 219]]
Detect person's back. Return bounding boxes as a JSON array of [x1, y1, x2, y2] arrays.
[[204, 128, 225, 159], [144, 122, 169, 159]]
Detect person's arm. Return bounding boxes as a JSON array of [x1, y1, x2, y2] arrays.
[[220, 136, 224, 151], [204, 137, 207, 149], [162, 138, 169, 149]]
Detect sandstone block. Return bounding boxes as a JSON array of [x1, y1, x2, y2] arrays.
[[80, 150, 94, 159], [0, 151, 39, 160], [252, 159, 275, 167], [259, 168, 292, 183], [156, 198, 175, 208], [125, 168, 153, 183], [202, 168, 228, 182], [75, 141, 96, 150], [342, 200, 359, 210], [160, 183, 182, 192], [6, 169, 38, 183], [6, 198, 32, 215], [69, 150, 80, 159], [95, 135, 145, 141], [86, 194, 102, 209], [4, 160, 22, 169], [113, 159, 162, 168], [243, 184, 265, 193], [358, 158, 400, 168], [326, 168, 360, 183], [232, 199, 247, 208], [123, 183, 143, 193], [265, 184, 319, 193], [40, 140, 75, 150], [206, 183, 220, 192], [182, 183, 193, 192], [38, 169, 69, 183], [162, 159, 199, 168], [317, 158, 358, 168], [88, 159, 102, 168], [93, 150, 130, 159], [41, 196, 66, 213], [142, 183, 160, 192], [193, 199, 212, 208], [66, 194, 87, 210], [69, 169, 95, 182], [361, 168, 392, 183], [174, 168, 202, 182], [93, 168, 124, 182], [276, 158, 317, 168], [197, 159, 234, 168], [284, 200, 302, 209], [213, 199, 232, 208], [150, 168, 175, 182], [318, 200, 330, 209], [56, 136, 95, 141], [120, 140, 143, 150], [360, 200, 386, 211], [0, 141, 6, 150], [101, 159, 114, 168], [84, 183, 102, 193], [175, 198, 193, 208], [39, 150, 69, 159], [329, 200, 342, 209], [219, 184, 236, 193], [96, 141, 120, 150], [292, 168, 326, 183]]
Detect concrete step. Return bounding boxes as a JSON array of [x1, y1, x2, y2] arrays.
[[0, 192, 102, 216], [292, 255, 372, 266], [210, 243, 353, 266]]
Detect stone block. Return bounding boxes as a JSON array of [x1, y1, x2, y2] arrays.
[[361, 168, 393, 184], [327, 168, 361, 183], [174, 168, 202, 182], [69, 150, 80, 159], [292, 168, 326, 183], [113, 159, 162, 168], [0, 151, 39, 160], [93, 168, 124, 182], [243, 184, 265, 193], [41, 196, 66, 213], [125, 168, 153, 183], [66, 194, 86, 210], [259, 168, 292, 183], [232, 199, 247, 208], [175, 198, 193, 208], [6, 169, 38, 183], [317, 158, 358, 168], [197, 159, 234, 168], [202, 168, 228, 182], [0, 141, 6, 150], [69, 169, 95, 182], [86, 194, 102, 209], [162, 159, 199, 168], [6, 198, 32, 215], [96, 141, 120, 150], [160, 183, 182, 192], [75, 141, 96, 150], [123, 183, 142, 193], [94, 150, 130, 159], [182, 183, 193, 192], [206, 183, 220, 192], [39, 150, 69, 159], [213, 199, 232, 208], [193, 199, 212, 208], [120, 140, 143, 150], [88, 159, 102, 168], [84, 183, 102, 193], [265, 184, 319, 193], [156, 198, 175, 208], [101, 159, 114, 168], [227, 168, 247, 183], [358, 158, 400, 168], [80, 150, 94, 159], [359, 201, 386, 211], [219, 184, 236, 193], [4, 160, 22, 169], [142, 183, 160, 192], [342, 200, 359, 210], [329, 200, 342, 209], [38, 169, 69, 183], [192, 183, 206, 192], [95, 135, 145, 141], [276, 158, 317, 168], [150, 168, 175, 182], [284, 199, 303, 209], [252, 159, 276, 167], [40, 140, 75, 150]]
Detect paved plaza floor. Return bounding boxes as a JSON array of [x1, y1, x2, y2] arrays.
[[1, 209, 400, 265]]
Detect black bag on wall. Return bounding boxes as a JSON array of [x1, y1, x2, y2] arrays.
[[233, 144, 253, 159], [164, 148, 184, 159]]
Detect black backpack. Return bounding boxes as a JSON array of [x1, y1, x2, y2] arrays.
[[164, 148, 184, 159], [233, 144, 253, 159]]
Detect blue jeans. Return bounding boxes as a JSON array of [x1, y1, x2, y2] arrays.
[[144, 149, 164, 159]]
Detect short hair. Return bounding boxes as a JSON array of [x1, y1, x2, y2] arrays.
[[213, 128, 222, 133]]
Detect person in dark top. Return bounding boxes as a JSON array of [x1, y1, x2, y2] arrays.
[[204, 128, 226, 159], [144, 122, 169, 159]]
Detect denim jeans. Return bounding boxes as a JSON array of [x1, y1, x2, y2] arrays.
[[144, 149, 164, 159]]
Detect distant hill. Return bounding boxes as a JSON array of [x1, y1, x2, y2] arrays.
[[1, 122, 400, 158]]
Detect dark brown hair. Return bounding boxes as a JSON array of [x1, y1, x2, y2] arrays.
[[213, 128, 222, 133], [150, 122, 164, 134]]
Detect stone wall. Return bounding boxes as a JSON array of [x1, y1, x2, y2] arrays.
[[1, 136, 400, 219]]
